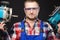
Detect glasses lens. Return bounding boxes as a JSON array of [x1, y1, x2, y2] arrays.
[[25, 7, 39, 10]]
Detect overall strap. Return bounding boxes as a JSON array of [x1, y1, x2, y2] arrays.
[[39, 20, 45, 40], [19, 21, 26, 40], [33, 20, 45, 40]]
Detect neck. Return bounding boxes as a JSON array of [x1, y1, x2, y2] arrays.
[[25, 18, 36, 28], [25, 18, 36, 24]]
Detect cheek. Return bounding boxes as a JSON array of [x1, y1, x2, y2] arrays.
[[25, 10, 30, 13], [35, 10, 39, 14], [25, 11, 29, 15], [35, 11, 39, 15], [25, 12, 30, 16]]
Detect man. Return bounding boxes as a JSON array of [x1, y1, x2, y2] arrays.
[[12, 0, 55, 40]]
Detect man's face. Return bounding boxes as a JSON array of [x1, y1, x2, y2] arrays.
[[24, 1, 40, 20]]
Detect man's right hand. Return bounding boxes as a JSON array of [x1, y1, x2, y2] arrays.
[[0, 21, 5, 30]]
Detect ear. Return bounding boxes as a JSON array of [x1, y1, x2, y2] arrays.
[[24, 8, 26, 13], [24, 8, 25, 11], [38, 7, 40, 12], [39, 7, 40, 10]]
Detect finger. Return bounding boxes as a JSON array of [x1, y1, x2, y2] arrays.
[[3, 24, 6, 26], [1, 21, 5, 24]]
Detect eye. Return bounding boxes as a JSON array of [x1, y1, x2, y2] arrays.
[[25, 8, 31, 10], [33, 8, 39, 10], [25, 7, 39, 10]]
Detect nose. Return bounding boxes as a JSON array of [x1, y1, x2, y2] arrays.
[[30, 9, 33, 13]]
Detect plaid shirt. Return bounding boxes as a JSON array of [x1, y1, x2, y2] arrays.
[[12, 19, 55, 40]]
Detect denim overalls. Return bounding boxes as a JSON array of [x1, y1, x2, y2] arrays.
[[20, 20, 45, 40]]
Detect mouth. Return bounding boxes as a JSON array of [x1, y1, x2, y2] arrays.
[[31, 13, 34, 15]]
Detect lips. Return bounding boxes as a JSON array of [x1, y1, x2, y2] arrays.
[[30, 13, 35, 16]]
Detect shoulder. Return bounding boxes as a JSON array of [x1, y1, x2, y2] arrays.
[[40, 20, 50, 26], [41, 21, 53, 29], [13, 20, 25, 28], [13, 22, 21, 27], [43, 21, 54, 31], [39, 20, 50, 26], [13, 22, 22, 31], [43, 21, 51, 26]]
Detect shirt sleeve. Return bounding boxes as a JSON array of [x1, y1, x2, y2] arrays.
[[11, 22, 22, 40], [44, 22, 56, 40]]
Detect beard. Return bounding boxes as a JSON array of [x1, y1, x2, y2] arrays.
[[26, 16, 37, 21]]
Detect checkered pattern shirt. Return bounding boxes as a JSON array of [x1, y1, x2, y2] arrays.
[[12, 20, 55, 40]]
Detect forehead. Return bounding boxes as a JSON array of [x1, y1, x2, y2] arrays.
[[24, 2, 39, 8]]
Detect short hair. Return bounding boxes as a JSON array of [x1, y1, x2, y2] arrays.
[[24, 0, 40, 7]]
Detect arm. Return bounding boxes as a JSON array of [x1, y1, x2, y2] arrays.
[[0, 21, 11, 40], [11, 22, 22, 40], [44, 22, 56, 40], [47, 22, 60, 40]]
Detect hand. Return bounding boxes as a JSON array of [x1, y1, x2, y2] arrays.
[[0, 21, 5, 30], [57, 23, 60, 33]]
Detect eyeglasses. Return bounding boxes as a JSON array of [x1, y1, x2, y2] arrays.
[[24, 7, 39, 10]]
